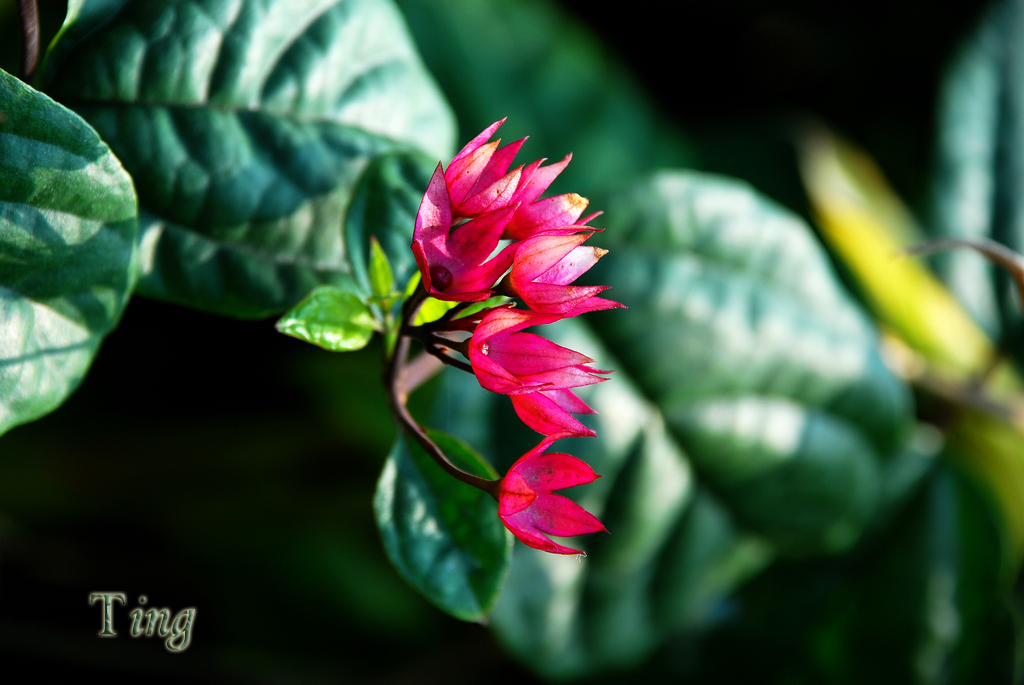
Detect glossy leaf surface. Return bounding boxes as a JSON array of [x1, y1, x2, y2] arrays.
[[0, 69, 137, 437], [276, 284, 377, 352], [42, 0, 454, 318], [374, 429, 512, 622]]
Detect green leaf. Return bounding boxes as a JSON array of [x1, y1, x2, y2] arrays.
[[0, 69, 137, 437], [398, 0, 693, 202], [412, 297, 457, 326], [373, 429, 512, 622], [276, 285, 378, 352], [42, 0, 455, 318], [433, 171, 915, 677], [368, 237, 394, 298], [931, 0, 1024, 363]]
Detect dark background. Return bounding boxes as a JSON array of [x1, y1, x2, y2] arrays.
[[0, 0, 995, 682]]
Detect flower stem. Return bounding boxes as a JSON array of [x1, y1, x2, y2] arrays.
[[16, 0, 38, 83], [384, 286, 500, 498]]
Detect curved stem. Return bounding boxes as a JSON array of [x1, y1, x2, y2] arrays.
[[906, 237, 1024, 309], [16, 0, 39, 83], [423, 342, 474, 374], [384, 287, 500, 498]]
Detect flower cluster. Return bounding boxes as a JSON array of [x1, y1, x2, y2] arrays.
[[410, 119, 622, 555]]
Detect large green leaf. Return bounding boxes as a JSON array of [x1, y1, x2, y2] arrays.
[[0, 69, 137, 437], [41, 0, 454, 318], [398, 0, 693, 202], [373, 429, 512, 622], [931, 0, 1024, 361], [430, 171, 916, 677]]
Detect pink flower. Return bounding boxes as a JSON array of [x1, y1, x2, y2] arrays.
[[412, 164, 519, 302], [468, 308, 611, 396], [507, 232, 624, 316], [445, 118, 525, 219], [502, 154, 597, 240], [498, 435, 607, 555]]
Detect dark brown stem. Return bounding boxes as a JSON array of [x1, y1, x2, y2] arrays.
[[423, 343, 475, 374], [16, 0, 39, 83], [906, 237, 1024, 309], [384, 287, 500, 497]]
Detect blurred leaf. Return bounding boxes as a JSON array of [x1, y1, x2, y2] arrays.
[[799, 129, 1015, 386], [413, 297, 457, 326], [42, 0, 454, 318], [0, 69, 137, 437], [373, 429, 512, 622], [344, 150, 434, 297], [276, 285, 378, 353], [595, 171, 914, 553], [398, 0, 693, 202], [369, 237, 394, 298], [932, 0, 1024, 364]]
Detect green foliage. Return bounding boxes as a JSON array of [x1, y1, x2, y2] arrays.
[[0, 69, 137, 437], [276, 285, 379, 353], [369, 237, 395, 299], [398, 0, 693, 202], [932, 0, 1024, 362], [41, 0, 454, 318], [374, 430, 512, 622]]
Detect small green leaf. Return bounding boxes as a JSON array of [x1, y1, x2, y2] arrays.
[[0, 69, 137, 437], [413, 297, 458, 326], [276, 285, 378, 352], [373, 430, 511, 622], [455, 296, 512, 319], [369, 236, 395, 298]]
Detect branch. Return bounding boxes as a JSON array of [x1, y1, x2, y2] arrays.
[[906, 237, 1024, 308], [16, 0, 39, 83]]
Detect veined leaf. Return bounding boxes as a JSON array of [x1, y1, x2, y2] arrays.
[[373, 429, 511, 622], [276, 284, 378, 353], [0, 69, 137, 437], [42, 0, 454, 318]]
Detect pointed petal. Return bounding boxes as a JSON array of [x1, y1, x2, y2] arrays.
[[539, 246, 607, 286], [505, 193, 589, 239], [512, 154, 571, 206], [446, 141, 498, 206], [511, 392, 596, 437], [513, 451, 600, 492], [449, 118, 505, 169], [530, 493, 607, 536], [448, 242, 518, 297], [414, 163, 451, 240], [540, 388, 597, 415], [472, 307, 560, 344], [499, 513, 585, 555], [576, 210, 603, 226], [519, 283, 610, 315], [511, 232, 594, 284], [485, 330, 594, 375], [470, 137, 526, 197], [520, 366, 609, 389], [459, 165, 523, 216], [561, 294, 626, 317], [446, 203, 518, 267]]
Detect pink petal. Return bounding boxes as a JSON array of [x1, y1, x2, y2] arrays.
[[497, 470, 536, 516], [449, 118, 505, 169], [561, 295, 626, 318], [485, 330, 595, 375], [458, 166, 523, 216], [511, 233, 594, 283], [472, 307, 560, 344], [529, 493, 607, 536], [512, 451, 601, 492], [519, 282, 611, 315], [511, 392, 596, 437], [519, 366, 609, 389], [540, 388, 597, 415], [469, 137, 526, 198], [512, 154, 572, 206], [505, 193, 589, 240], [539, 246, 607, 286], [499, 513, 585, 555], [447, 141, 498, 206], [446, 203, 518, 268], [576, 210, 603, 226], [413, 163, 451, 241]]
